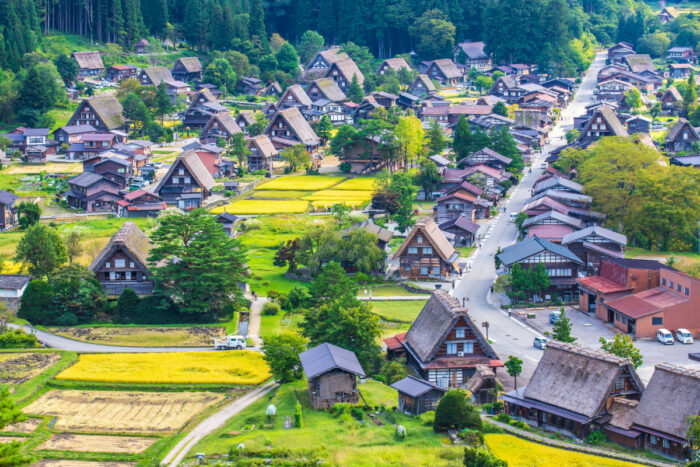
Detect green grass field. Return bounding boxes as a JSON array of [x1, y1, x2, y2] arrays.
[[370, 301, 427, 323], [365, 286, 428, 297]]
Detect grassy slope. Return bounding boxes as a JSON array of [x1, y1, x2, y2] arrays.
[[370, 301, 427, 323]]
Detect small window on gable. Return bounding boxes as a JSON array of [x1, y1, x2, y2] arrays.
[[115, 259, 126, 268], [105, 262, 110, 268], [455, 328, 465, 338], [662, 278, 666, 286], [417, 235, 423, 243], [130, 261, 135, 268]]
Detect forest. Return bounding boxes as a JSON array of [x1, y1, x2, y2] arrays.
[[0, 0, 671, 74]]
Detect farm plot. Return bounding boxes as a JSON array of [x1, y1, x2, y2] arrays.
[[56, 351, 271, 385], [2, 418, 41, 433], [24, 390, 224, 433], [257, 176, 344, 191], [3, 163, 83, 174], [32, 461, 135, 467], [0, 436, 28, 443], [250, 190, 310, 199], [303, 189, 374, 208], [38, 434, 156, 453], [210, 200, 309, 215], [0, 352, 61, 384], [48, 326, 226, 347], [333, 178, 378, 191]]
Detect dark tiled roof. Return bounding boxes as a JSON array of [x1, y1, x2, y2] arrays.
[[0, 275, 31, 290], [391, 375, 447, 397], [299, 342, 365, 379], [0, 189, 19, 206], [498, 236, 584, 266]]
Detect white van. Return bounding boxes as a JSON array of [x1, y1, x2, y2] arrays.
[[656, 328, 674, 345], [509, 212, 518, 222], [676, 328, 694, 344]]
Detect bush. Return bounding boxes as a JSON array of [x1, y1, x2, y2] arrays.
[[55, 312, 78, 326], [419, 410, 435, 426], [381, 359, 407, 385], [492, 400, 505, 413], [17, 280, 55, 325], [434, 389, 482, 432], [116, 289, 140, 318], [481, 422, 504, 434], [585, 430, 607, 445], [0, 329, 37, 348], [339, 162, 352, 174], [458, 428, 484, 446], [294, 402, 303, 428], [495, 413, 512, 424], [287, 286, 310, 309], [510, 420, 528, 430], [463, 446, 507, 467], [350, 406, 364, 421], [262, 302, 280, 316]]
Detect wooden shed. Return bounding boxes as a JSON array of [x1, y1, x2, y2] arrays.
[[391, 376, 447, 415], [299, 343, 366, 410]]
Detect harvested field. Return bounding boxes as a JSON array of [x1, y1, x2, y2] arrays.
[[0, 352, 60, 384], [0, 436, 28, 443], [24, 390, 224, 434], [38, 434, 156, 453], [56, 351, 271, 385], [2, 418, 41, 433], [32, 462, 135, 467], [257, 176, 344, 191], [48, 326, 226, 347], [3, 163, 83, 175]]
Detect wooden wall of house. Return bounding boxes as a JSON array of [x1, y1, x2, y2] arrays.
[[307, 370, 359, 410], [434, 316, 485, 358]]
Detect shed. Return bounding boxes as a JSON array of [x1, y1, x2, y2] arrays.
[[299, 342, 365, 410], [391, 376, 447, 415]]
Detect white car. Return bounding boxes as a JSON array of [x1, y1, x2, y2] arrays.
[[656, 328, 674, 345], [676, 328, 694, 344]]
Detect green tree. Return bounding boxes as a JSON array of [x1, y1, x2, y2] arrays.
[[394, 115, 424, 170], [281, 145, 311, 172], [453, 117, 472, 161], [297, 30, 325, 64], [228, 133, 250, 167], [599, 334, 643, 369], [434, 389, 482, 432], [148, 209, 247, 315], [154, 82, 174, 125], [62, 230, 83, 264], [636, 32, 671, 58], [505, 355, 523, 389], [276, 42, 300, 77], [492, 101, 508, 117], [489, 125, 523, 173], [414, 160, 442, 197], [262, 333, 307, 382], [463, 446, 507, 467], [475, 75, 493, 93], [122, 93, 151, 134], [552, 308, 576, 343], [54, 54, 78, 84], [347, 74, 364, 103], [17, 280, 54, 325], [273, 238, 302, 272], [565, 129, 580, 145], [117, 288, 141, 318], [381, 359, 408, 385], [384, 171, 417, 232], [0, 386, 29, 466], [624, 88, 642, 110], [316, 115, 333, 145], [16, 201, 40, 229], [515, 212, 528, 237], [408, 9, 456, 59], [15, 225, 67, 278], [684, 71, 698, 117], [203, 58, 237, 97], [307, 261, 359, 308], [426, 119, 445, 154], [49, 265, 104, 324], [330, 124, 359, 159]]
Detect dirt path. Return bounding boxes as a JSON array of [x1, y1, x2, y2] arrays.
[[160, 381, 277, 466], [246, 297, 265, 347]]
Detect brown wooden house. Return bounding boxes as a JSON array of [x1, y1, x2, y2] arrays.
[[561, 225, 627, 275], [154, 151, 216, 209], [391, 376, 447, 415], [0, 190, 19, 230], [632, 363, 700, 459], [277, 84, 313, 110], [457, 147, 512, 170], [247, 134, 278, 171], [66, 173, 121, 212], [660, 87, 682, 115], [299, 342, 366, 410], [377, 58, 411, 76], [116, 189, 166, 218], [425, 59, 461, 87], [326, 58, 365, 92], [393, 217, 459, 280], [394, 291, 501, 389], [666, 118, 700, 153], [407, 74, 436, 98], [198, 113, 242, 145], [72, 51, 104, 78], [433, 192, 477, 224], [172, 57, 202, 82], [106, 65, 138, 82], [502, 341, 644, 441], [67, 95, 126, 132], [307, 78, 346, 103], [89, 221, 153, 296], [264, 107, 320, 153]]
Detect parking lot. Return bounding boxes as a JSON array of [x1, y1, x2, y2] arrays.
[[512, 305, 700, 383]]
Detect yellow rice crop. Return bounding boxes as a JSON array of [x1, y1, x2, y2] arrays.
[[311, 200, 369, 208], [56, 351, 271, 385], [257, 176, 344, 191], [485, 434, 643, 467], [303, 190, 374, 201], [210, 200, 309, 215], [333, 178, 378, 191], [3, 163, 83, 174]]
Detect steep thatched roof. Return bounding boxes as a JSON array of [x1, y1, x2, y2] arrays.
[[248, 134, 278, 159], [330, 58, 365, 87], [579, 105, 628, 140], [85, 94, 125, 130], [667, 117, 700, 142], [312, 78, 346, 102], [523, 341, 643, 419], [174, 57, 202, 73], [89, 222, 151, 272], [267, 107, 320, 146], [404, 291, 498, 364], [393, 217, 456, 262], [142, 67, 174, 85], [154, 151, 216, 193], [607, 397, 639, 430], [431, 59, 462, 79], [633, 363, 700, 439], [412, 74, 436, 92], [624, 54, 656, 74], [72, 51, 104, 70], [278, 84, 312, 107], [379, 57, 411, 73]]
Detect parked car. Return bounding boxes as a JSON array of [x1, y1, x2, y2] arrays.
[[549, 310, 561, 324], [656, 328, 674, 345], [534, 336, 549, 349], [540, 162, 547, 169], [676, 328, 694, 344], [509, 212, 518, 222]]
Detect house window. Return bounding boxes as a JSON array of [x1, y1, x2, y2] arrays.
[[685, 287, 690, 296], [408, 247, 418, 254], [455, 328, 465, 338], [125, 271, 131, 280], [652, 317, 663, 325], [178, 169, 185, 175], [432, 266, 440, 275], [420, 266, 428, 275], [130, 261, 135, 268], [446, 343, 457, 354], [105, 262, 110, 268], [662, 439, 669, 449], [621, 316, 627, 324], [184, 177, 191, 184], [677, 284, 681, 292], [417, 235, 423, 243], [614, 378, 625, 390], [423, 247, 433, 255], [115, 259, 126, 268], [463, 342, 474, 353], [662, 278, 666, 286], [616, 313, 620, 321], [650, 435, 657, 444], [669, 281, 674, 289]]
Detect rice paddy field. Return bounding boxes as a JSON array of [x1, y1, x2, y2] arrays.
[[24, 390, 224, 433], [210, 199, 309, 215], [256, 175, 345, 191], [56, 351, 271, 385], [48, 326, 227, 347], [2, 163, 83, 175], [37, 434, 157, 454], [0, 352, 61, 385]]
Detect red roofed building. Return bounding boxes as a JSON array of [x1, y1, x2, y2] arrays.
[[116, 190, 166, 218], [384, 332, 407, 359]]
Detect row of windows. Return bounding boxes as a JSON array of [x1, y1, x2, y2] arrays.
[[649, 435, 670, 449], [407, 247, 432, 255], [105, 259, 135, 269], [521, 252, 567, 264], [661, 277, 691, 296], [446, 342, 474, 354], [547, 268, 572, 277]]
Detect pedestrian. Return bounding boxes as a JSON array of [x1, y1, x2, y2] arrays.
[[369, 290, 373, 301], [452, 280, 455, 289], [252, 291, 257, 301], [364, 288, 368, 298], [462, 297, 466, 307]]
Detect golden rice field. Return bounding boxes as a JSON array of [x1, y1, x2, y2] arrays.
[[24, 390, 224, 433], [257, 176, 345, 191], [211, 200, 309, 215], [303, 190, 374, 201], [311, 200, 367, 208], [2, 163, 83, 174], [333, 178, 378, 191], [251, 190, 310, 199], [56, 351, 271, 385], [485, 434, 643, 467]]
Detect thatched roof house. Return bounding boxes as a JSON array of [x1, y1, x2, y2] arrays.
[[68, 95, 125, 131], [72, 51, 105, 77], [393, 217, 459, 280]]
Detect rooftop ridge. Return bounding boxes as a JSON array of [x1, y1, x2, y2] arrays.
[[546, 341, 631, 365], [656, 362, 700, 380]]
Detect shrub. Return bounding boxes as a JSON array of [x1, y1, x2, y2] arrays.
[[17, 280, 55, 325], [434, 389, 482, 432], [330, 403, 352, 417], [0, 329, 38, 348], [492, 400, 505, 413], [510, 420, 528, 430], [287, 285, 310, 309], [294, 402, 303, 428], [495, 413, 512, 424], [339, 162, 352, 174], [381, 359, 407, 385], [481, 422, 504, 434], [55, 312, 78, 326], [262, 302, 280, 316], [116, 288, 140, 318], [350, 406, 364, 421], [419, 410, 435, 426], [463, 446, 507, 467], [585, 430, 607, 445], [459, 428, 485, 446]]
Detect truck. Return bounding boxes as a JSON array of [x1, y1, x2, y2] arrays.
[[213, 335, 247, 350]]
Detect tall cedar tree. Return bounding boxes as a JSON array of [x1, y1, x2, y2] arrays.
[[148, 209, 247, 315], [426, 119, 445, 154], [347, 74, 364, 104], [452, 117, 472, 161], [552, 308, 576, 342]]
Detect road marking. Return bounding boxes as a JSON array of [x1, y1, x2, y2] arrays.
[[524, 355, 538, 363]]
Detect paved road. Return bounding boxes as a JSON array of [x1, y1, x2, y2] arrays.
[[451, 52, 607, 386], [161, 381, 278, 466]]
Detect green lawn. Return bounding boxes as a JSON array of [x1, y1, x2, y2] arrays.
[[370, 301, 427, 323], [259, 312, 303, 340], [456, 246, 475, 257], [366, 286, 428, 297], [190, 379, 459, 466]]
